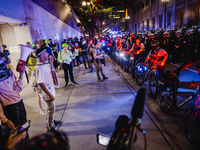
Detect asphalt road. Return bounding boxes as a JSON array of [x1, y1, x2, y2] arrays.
[[111, 58, 199, 150], [20, 56, 198, 150]]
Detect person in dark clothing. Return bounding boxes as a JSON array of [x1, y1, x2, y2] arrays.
[[0, 122, 26, 150], [172, 30, 184, 63], [79, 40, 90, 69], [86, 40, 95, 72]]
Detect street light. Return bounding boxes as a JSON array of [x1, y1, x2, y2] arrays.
[[87, 2, 90, 6], [162, 0, 169, 29], [82, 1, 86, 6], [125, 16, 130, 19]]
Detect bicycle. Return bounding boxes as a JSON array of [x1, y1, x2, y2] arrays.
[[157, 70, 200, 149], [135, 59, 159, 98], [96, 88, 147, 150]]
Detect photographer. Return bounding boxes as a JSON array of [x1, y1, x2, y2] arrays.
[[93, 42, 108, 82], [0, 115, 26, 150]]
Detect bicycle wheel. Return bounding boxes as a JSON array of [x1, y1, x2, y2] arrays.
[[135, 68, 144, 86], [157, 88, 172, 113], [131, 62, 135, 79], [184, 109, 200, 149], [149, 72, 158, 98]]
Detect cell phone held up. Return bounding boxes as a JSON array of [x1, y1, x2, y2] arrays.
[[12, 120, 30, 138]]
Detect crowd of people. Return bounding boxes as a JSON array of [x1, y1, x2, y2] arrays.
[[0, 36, 109, 149], [0, 25, 200, 149]]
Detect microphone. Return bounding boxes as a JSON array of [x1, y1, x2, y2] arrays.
[[131, 88, 146, 118]]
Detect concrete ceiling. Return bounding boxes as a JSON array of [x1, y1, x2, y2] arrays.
[[0, 15, 23, 25]]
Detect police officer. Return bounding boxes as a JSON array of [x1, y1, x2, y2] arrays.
[[172, 30, 184, 63], [129, 37, 145, 78]]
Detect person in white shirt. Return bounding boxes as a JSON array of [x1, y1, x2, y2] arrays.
[[34, 46, 61, 131]]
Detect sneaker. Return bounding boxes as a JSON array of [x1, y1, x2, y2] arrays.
[[40, 109, 46, 115], [47, 127, 56, 132], [65, 83, 68, 87], [103, 76, 108, 80], [80, 64, 83, 67], [72, 81, 78, 85], [98, 78, 103, 82], [54, 120, 62, 127], [75, 67, 78, 69]]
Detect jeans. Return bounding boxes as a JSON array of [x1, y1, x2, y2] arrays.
[[62, 62, 75, 84], [75, 55, 82, 67], [45, 100, 55, 130], [80, 52, 90, 68]]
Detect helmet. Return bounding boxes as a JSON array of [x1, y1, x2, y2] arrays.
[[150, 33, 155, 39], [163, 31, 169, 38], [176, 29, 182, 35], [187, 29, 194, 34], [192, 25, 198, 29], [172, 27, 176, 31], [152, 40, 159, 50], [137, 31, 142, 35]]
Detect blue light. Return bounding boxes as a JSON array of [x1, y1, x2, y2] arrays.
[[107, 47, 110, 50]]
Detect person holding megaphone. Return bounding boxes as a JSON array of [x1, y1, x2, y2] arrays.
[[0, 52, 28, 138]]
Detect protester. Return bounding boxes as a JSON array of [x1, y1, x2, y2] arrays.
[[57, 43, 77, 87], [1, 44, 9, 54], [74, 42, 83, 69], [86, 39, 95, 72], [34, 46, 61, 131], [0, 53, 28, 137], [0, 115, 26, 150], [80, 39, 90, 69]]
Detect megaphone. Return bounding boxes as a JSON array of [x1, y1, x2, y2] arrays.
[[16, 44, 33, 73]]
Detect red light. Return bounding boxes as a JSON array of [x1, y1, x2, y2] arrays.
[[121, 128, 125, 131]]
